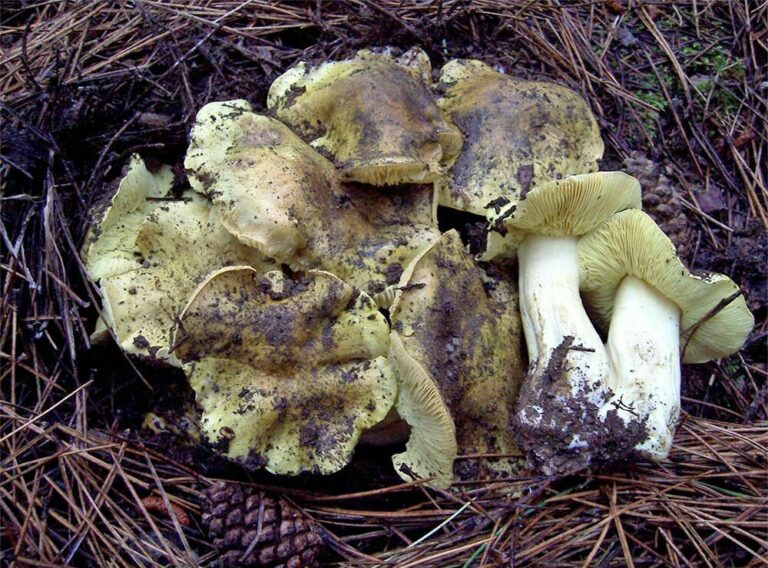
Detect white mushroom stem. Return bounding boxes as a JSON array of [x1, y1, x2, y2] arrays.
[[517, 235, 611, 419], [602, 275, 681, 460]]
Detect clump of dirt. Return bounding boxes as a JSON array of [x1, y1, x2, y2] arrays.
[[437, 206, 488, 255], [513, 336, 648, 475]]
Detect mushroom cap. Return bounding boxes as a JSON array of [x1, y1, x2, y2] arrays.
[[437, 59, 604, 216], [82, 155, 268, 364], [185, 100, 334, 264], [334, 182, 441, 297], [484, 171, 641, 260], [267, 50, 462, 185], [578, 209, 754, 363], [82, 155, 176, 281], [94, 197, 269, 365], [173, 266, 396, 475], [389, 230, 525, 486], [185, 100, 440, 294]]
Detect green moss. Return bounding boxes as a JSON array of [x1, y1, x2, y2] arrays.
[[691, 76, 741, 119], [692, 76, 713, 92], [637, 90, 667, 112], [723, 356, 742, 376], [681, 42, 746, 80], [636, 90, 668, 136], [717, 89, 740, 116]]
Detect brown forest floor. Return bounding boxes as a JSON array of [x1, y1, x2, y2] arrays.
[[1, 1, 767, 566]]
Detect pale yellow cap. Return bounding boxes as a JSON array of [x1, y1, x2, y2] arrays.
[[173, 266, 397, 475], [578, 209, 754, 363], [268, 49, 462, 185]]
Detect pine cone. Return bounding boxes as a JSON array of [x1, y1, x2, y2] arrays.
[[201, 482, 323, 567]]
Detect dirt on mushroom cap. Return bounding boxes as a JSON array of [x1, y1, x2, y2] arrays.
[[172, 266, 397, 475], [83, 155, 271, 365], [389, 230, 526, 485], [185, 100, 441, 296], [268, 49, 462, 185], [82, 156, 177, 282], [437, 59, 604, 216]]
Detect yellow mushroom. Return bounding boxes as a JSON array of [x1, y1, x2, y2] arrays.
[[173, 266, 397, 475], [388, 230, 525, 487], [267, 49, 462, 185], [82, 155, 177, 281], [185, 100, 440, 296], [82, 155, 269, 364], [185, 99, 332, 263], [576, 209, 753, 460], [437, 59, 604, 216]]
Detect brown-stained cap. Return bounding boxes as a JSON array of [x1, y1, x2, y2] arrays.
[[578, 209, 754, 363], [173, 266, 397, 475], [437, 59, 604, 215], [388, 230, 525, 486], [267, 49, 462, 185]]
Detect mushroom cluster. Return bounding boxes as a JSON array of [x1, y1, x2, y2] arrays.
[[83, 49, 753, 486]]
